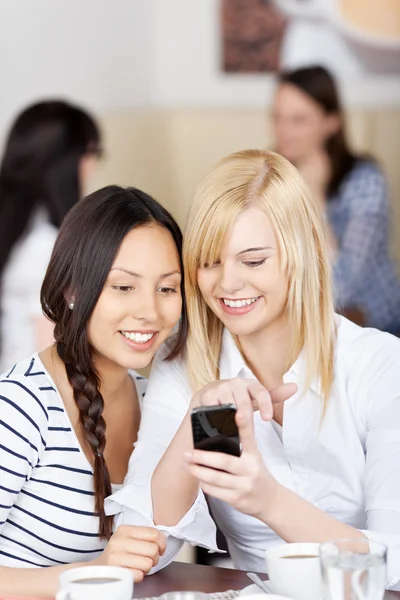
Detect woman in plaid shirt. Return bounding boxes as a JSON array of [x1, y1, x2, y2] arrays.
[[273, 65, 400, 333]]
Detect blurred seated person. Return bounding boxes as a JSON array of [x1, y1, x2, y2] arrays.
[[0, 100, 102, 371], [272, 65, 400, 333]]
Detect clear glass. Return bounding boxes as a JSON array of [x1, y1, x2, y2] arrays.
[[320, 539, 387, 600]]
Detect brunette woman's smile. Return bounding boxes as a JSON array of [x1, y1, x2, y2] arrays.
[[119, 329, 159, 352]]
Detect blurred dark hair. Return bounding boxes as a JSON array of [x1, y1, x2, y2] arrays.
[[0, 100, 101, 278], [41, 185, 188, 539], [279, 66, 359, 196]]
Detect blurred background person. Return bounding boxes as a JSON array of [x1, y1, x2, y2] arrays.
[[272, 65, 400, 334], [0, 100, 101, 372]]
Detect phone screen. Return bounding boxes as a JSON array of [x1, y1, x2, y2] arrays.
[[191, 404, 241, 456]]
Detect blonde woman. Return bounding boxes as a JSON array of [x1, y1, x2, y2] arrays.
[[107, 150, 400, 590]]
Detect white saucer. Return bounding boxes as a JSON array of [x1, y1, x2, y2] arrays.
[[240, 583, 318, 599], [240, 583, 323, 600], [239, 582, 273, 595]]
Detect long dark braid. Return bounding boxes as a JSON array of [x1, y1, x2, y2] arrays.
[[57, 340, 113, 539]]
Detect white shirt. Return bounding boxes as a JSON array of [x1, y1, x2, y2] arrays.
[[0, 209, 58, 372], [0, 354, 146, 567], [106, 316, 400, 590]]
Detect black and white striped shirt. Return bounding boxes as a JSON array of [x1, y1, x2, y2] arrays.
[[0, 354, 145, 568]]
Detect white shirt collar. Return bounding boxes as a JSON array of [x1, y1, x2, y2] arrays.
[[219, 327, 321, 394]]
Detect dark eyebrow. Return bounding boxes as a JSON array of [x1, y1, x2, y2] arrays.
[[237, 247, 273, 256], [159, 270, 181, 279], [110, 267, 181, 279], [111, 267, 141, 277]]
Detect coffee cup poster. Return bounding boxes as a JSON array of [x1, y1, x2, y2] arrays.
[[221, 0, 400, 74]]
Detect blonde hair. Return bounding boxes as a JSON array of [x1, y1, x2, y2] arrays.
[[183, 149, 335, 403]]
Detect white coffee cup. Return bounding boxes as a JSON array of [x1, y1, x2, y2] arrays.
[[265, 542, 322, 600], [56, 565, 134, 600]]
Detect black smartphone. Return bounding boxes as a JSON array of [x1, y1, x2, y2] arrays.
[[190, 403, 241, 457]]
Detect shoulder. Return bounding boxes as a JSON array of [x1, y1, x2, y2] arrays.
[[334, 315, 400, 405], [335, 314, 400, 367], [346, 159, 384, 185], [340, 160, 387, 211], [12, 215, 57, 259], [152, 336, 188, 377], [4, 219, 58, 284], [128, 370, 147, 401], [20, 220, 58, 264], [0, 355, 55, 429], [146, 337, 191, 400]]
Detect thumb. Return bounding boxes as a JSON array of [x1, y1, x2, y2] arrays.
[[236, 403, 257, 454]]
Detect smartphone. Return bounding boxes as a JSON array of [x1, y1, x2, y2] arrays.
[[190, 403, 241, 457]]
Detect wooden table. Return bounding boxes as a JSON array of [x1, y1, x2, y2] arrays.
[[134, 561, 400, 598], [135, 563, 249, 596]]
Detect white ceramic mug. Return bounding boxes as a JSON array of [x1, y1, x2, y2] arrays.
[[56, 565, 134, 600], [265, 542, 322, 600]]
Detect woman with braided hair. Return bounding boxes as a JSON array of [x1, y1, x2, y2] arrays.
[[0, 185, 187, 597]]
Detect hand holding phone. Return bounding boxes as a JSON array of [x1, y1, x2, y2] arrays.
[[190, 403, 241, 457]]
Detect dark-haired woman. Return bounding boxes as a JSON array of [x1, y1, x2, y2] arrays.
[[273, 65, 400, 334], [0, 100, 102, 371], [0, 186, 187, 597]]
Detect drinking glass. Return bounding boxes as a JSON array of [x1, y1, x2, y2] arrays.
[[320, 538, 387, 600]]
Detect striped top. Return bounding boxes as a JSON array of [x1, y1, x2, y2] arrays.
[[0, 354, 145, 568]]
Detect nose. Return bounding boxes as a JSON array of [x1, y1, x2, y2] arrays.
[[133, 290, 158, 324], [218, 263, 244, 296]]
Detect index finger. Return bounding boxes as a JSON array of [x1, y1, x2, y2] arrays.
[[157, 531, 167, 555], [247, 381, 274, 421], [247, 381, 297, 421], [269, 382, 297, 405], [117, 525, 165, 550]]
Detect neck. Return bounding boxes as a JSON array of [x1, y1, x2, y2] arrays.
[[92, 354, 131, 401], [238, 316, 292, 389], [295, 147, 328, 168]]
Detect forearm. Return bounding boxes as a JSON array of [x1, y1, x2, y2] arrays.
[[263, 483, 366, 543], [0, 560, 91, 598], [152, 411, 199, 526]]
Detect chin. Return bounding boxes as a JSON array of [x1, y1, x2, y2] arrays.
[[108, 350, 152, 372], [223, 321, 260, 338], [279, 146, 301, 162], [127, 352, 156, 371]]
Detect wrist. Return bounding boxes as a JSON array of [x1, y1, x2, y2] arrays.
[[89, 554, 101, 567], [256, 478, 285, 525]]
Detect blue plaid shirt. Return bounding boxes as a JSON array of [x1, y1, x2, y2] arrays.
[[328, 160, 400, 332]]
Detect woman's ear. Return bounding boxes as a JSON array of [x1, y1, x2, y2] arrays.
[[63, 290, 75, 310]]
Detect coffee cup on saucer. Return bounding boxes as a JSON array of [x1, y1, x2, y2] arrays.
[[56, 565, 134, 600], [265, 542, 322, 600]]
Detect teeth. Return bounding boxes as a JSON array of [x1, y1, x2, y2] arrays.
[[121, 331, 154, 343], [223, 297, 259, 308]]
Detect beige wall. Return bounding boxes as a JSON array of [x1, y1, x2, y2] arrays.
[[90, 108, 400, 266]]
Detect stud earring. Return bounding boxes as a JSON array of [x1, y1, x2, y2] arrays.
[[68, 301, 74, 310]]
